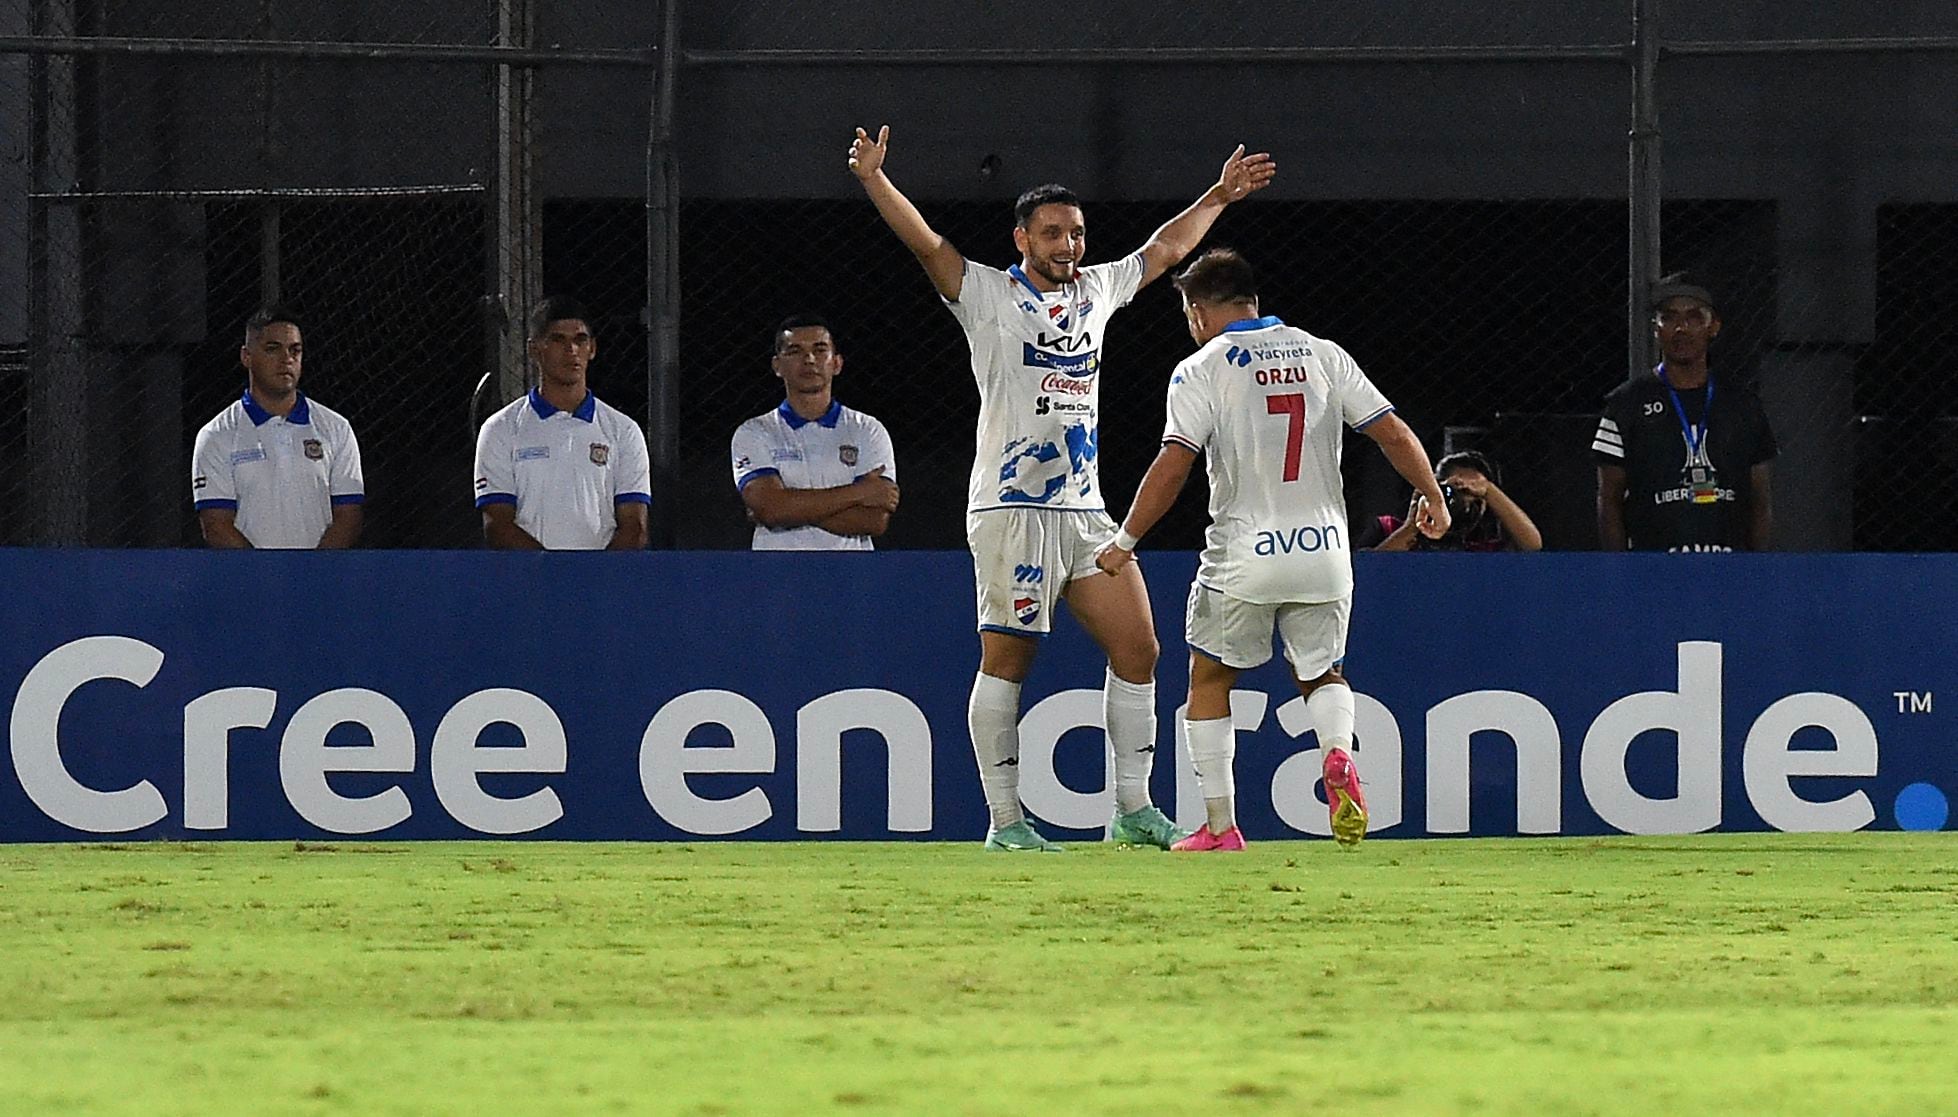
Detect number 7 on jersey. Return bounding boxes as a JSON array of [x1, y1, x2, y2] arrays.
[[1266, 393, 1306, 482]]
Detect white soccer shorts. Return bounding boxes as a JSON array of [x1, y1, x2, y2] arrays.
[[1184, 581, 1351, 679], [967, 507, 1119, 637]]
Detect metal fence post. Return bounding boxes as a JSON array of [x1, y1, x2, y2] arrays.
[[1628, 0, 1663, 381], [489, 0, 539, 409], [646, 0, 680, 548], [28, 0, 86, 546]]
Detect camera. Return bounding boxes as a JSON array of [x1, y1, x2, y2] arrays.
[[1440, 483, 1475, 519], [1415, 482, 1492, 551]]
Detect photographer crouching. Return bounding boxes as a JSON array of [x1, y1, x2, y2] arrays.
[[1367, 451, 1543, 553]]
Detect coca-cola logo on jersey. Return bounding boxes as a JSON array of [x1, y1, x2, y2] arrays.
[[1040, 372, 1094, 396]]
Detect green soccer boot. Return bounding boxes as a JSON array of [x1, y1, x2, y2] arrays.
[[983, 819, 1066, 852], [1108, 805, 1194, 850]]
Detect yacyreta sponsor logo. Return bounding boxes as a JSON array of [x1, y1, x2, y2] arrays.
[[1, 637, 1890, 839]]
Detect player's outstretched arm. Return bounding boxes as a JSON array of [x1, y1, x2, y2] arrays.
[[1095, 442, 1199, 575], [1134, 145, 1277, 289], [1363, 413, 1451, 539], [849, 125, 966, 301]]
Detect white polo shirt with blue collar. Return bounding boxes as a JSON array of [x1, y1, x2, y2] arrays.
[[191, 389, 364, 548], [730, 399, 896, 551], [474, 388, 652, 550]]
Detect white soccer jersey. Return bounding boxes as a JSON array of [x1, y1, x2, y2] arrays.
[[191, 390, 364, 548], [474, 389, 652, 550], [730, 400, 896, 551], [1163, 316, 1394, 605], [943, 253, 1147, 513]]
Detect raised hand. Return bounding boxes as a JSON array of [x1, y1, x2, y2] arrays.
[[1215, 144, 1277, 203], [848, 125, 890, 181]]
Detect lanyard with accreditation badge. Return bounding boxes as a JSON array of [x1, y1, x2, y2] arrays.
[[1657, 363, 1718, 504]]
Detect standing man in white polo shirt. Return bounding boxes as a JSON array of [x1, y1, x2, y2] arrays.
[[731, 314, 899, 550], [475, 297, 652, 550], [191, 306, 365, 548]]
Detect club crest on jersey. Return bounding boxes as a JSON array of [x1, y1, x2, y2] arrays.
[[1013, 596, 1040, 625], [589, 443, 610, 466], [302, 438, 323, 460], [1047, 303, 1072, 331], [838, 444, 859, 467]]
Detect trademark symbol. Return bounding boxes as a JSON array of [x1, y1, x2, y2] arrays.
[[1893, 691, 1933, 714]]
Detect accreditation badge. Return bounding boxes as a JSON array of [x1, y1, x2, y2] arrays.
[[1689, 464, 1719, 504]]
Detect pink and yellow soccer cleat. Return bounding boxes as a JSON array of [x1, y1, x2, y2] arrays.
[[1170, 825, 1246, 852], [1323, 747, 1368, 849]]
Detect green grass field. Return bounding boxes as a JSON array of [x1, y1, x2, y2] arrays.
[[1, 835, 1955, 1115]]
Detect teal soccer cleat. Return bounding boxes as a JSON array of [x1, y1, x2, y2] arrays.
[[983, 819, 1066, 852], [1107, 805, 1193, 850]]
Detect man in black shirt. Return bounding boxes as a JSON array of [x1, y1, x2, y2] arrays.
[[1593, 276, 1777, 552]]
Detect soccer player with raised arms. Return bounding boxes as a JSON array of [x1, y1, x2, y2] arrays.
[[849, 124, 1274, 851], [1096, 249, 1449, 851]]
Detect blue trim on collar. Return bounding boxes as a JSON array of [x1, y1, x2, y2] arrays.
[[240, 388, 310, 426], [1222, 315, 1284, 333], [778, 399, 843, 430], [529, 388, 597, 422], [1008, 264, 1047, 301]]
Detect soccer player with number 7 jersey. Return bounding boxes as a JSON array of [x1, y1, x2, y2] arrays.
[[849, 123, 1274, 852], [1096, 249, 1450, 851]]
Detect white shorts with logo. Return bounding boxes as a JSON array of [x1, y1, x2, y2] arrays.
[[1185, 581, 1351, 679], [968, 507, 1119, 637]]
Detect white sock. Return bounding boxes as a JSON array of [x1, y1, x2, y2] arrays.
[[1104, 669, 1158, 815], [1184, 716, 1236, 831], [1306, 682, 1355, 755], [969, 672, 1024, 829]]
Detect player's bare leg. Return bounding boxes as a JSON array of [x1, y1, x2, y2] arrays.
[[1171, 650, 1247, 851], [972, 631, 1062, 852], [1298, 667, 1366, 848], [1064, 564, 1189, 849]]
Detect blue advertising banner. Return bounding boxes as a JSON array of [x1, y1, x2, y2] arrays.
[[0, 550, 1950, 842]]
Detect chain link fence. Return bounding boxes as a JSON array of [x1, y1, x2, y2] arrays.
[[0, 0, 651, 548], [4, 2, 1955, 549]]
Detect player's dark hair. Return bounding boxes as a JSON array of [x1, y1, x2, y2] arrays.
[[244, 305, 301, 341], [529, 295, 593, 339], [771, 313, 837, 355], [1014, 184, 1082, 228], [1173, 248, 1259, 305]]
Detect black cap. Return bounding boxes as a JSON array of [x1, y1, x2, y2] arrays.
[[1650, 273, 1715, 313]]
